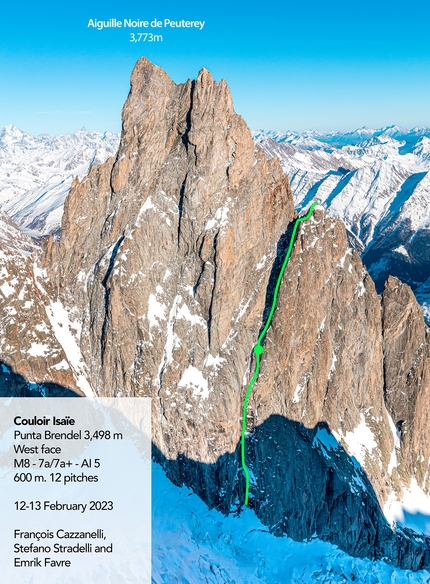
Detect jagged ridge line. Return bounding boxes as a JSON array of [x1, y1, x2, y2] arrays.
[[241, 201, 318, 505]]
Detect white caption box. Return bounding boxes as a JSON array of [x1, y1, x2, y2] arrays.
[[0, 398, 151, 583]]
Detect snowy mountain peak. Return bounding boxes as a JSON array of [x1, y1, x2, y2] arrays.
[[0, 126, 120, 238], [375, 124, 409, 138], [347, 125, 376, 136], [361, 134, 400, 148], [0, 124, 28, 143]]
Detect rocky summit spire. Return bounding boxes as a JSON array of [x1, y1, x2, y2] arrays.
[[2, 58, 430, 569], [49, 56, 294, 410]]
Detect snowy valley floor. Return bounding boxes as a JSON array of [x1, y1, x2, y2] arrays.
[[152, 463, 430, 583]]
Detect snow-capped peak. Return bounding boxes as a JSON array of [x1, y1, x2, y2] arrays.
[[0, 126, 120, 238]]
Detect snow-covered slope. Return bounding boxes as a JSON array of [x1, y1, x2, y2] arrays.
[[0, 208, 35, 256], [0, 211, 88, 396], [0, 125, 119, 238], [254, 126, 430, 322], [153, 462, 430, 583]]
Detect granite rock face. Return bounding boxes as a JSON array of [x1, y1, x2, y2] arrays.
[[382, 276, 430, 491], [3, 58, 430, 568], [0, 211, 82, 396], [47, 58, 294, 467]]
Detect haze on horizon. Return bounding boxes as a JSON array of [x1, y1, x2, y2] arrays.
[[2, 123, 430, 141]]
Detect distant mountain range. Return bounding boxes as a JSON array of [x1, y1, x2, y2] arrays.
[[0, 125, 119, 238], [254, 126, 430, 323], [255, 125, 430, 150]]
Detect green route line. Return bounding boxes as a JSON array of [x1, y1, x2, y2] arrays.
[[241, 201, 318, 505]]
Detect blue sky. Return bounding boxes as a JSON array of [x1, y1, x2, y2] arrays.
[[1, 0, 430, 135]]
